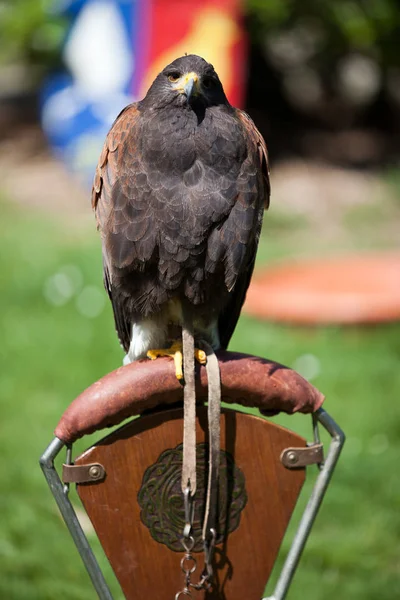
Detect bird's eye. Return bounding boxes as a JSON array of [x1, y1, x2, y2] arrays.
[[202, 77, 215, 89], [168, 72, 180, 82]]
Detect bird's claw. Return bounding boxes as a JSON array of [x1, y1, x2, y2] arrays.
[[194, 348, 207, 364], [147, 341, 207, 380]]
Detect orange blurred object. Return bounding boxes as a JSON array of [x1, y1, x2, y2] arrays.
[[142, 0, 247, 107], [244, 253, 400, 325]]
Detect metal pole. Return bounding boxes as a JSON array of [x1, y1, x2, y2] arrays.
[[40, 437, 114, 600], [263, 408, 345, 600]]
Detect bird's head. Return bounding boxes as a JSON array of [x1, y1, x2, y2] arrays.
[[142, 55, 229, 110]]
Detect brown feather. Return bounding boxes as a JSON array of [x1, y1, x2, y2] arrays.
[[91, 57, 270, 354], [235, 108, 270, 208]]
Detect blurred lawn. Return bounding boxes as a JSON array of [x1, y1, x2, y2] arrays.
[[1, 194, 400, 600]]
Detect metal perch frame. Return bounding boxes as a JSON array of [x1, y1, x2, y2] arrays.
[[263, 408, 345, 600], [40, 407, 345, 600]]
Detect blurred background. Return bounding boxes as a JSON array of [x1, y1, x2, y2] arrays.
[[1, 1, 400, 599]]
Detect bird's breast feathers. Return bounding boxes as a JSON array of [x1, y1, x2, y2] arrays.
[[140, 105, 246, 177]]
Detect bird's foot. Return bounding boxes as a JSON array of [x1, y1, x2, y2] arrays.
[[147, 341, 207, 381]]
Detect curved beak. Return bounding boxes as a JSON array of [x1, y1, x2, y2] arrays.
[[175, 72, 199, 102], [184, 77, 196, 101]]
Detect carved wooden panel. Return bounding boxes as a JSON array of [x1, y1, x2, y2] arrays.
[[75, 407, 306, 599]]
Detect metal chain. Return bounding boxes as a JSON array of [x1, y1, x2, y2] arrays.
[[175, 486, 196, 599], [175, 535, 196, 599], [175, 487, 215, 598]]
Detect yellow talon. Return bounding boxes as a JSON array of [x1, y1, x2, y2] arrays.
[[146, 341, 207, 380], [147, 341, 184, 380], [194, 348, 207, 364], [173, 348, 184, 380]]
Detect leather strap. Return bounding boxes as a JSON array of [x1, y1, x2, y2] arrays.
[[281, 443, 324, 468], [181, 314, 197, 495], [62, 463, 105, 483], [201, 342, 221, 546]]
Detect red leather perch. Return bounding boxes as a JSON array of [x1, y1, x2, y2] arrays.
[[245, 253, 400, 325], [55, 351, 324, 443]]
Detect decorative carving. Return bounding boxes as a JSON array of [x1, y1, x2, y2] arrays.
[[138, 443, 247, 552]]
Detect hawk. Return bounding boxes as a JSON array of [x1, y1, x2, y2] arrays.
[[92, 54, 269, 377]]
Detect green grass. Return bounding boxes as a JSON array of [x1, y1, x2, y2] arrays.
[[1, 196, 400, 599]]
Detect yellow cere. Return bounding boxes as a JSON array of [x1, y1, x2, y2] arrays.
[[173, 71, 200, 94]]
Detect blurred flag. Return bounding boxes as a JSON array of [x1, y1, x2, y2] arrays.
[[41, 0, 247, 186]]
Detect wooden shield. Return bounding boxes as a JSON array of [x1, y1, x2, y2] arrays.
[[74, 407, 306, 599]]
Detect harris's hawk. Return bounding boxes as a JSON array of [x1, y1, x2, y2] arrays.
[[92, 54, 269, 376]]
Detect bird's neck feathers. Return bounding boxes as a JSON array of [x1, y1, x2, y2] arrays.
[[139, 98, 234, 133], [140, 81, 231, 115]]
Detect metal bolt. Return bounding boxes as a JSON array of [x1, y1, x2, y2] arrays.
[[89, 465, 101, 479], [286, 451, 298, 465]]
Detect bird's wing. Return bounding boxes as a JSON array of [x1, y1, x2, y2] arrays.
[[217, 109, 270, 349], [91, 103, 141, 351], [235, 109, 270, 208]]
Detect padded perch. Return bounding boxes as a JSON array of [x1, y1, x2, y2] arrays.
[[55, 350, 324, 443]]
